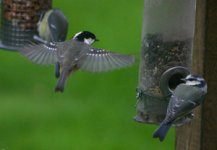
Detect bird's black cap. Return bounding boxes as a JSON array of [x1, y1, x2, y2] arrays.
[[73, 31, 99, 42]]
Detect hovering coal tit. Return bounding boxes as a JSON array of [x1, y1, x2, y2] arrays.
[[20, 31, 135, 92], [35, 9, 68, 78], [153, 74, 207, 141]]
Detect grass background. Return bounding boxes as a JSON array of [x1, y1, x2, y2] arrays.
[[0, 0, 174, 149]]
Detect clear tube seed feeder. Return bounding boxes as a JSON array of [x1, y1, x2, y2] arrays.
[[0, 0, 52, 51], [135, 0, 196, 124]]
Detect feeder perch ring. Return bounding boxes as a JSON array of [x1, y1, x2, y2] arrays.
[[159, 66, 190, 97]]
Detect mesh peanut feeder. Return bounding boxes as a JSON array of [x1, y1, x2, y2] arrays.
[[0, 0, 52, 50]]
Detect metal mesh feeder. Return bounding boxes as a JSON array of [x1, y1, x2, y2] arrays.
[[0, 0, 52, 51]]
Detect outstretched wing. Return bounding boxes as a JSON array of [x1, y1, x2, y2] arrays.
[[78, 48, 135, 72], [19, 42, 59, 65]]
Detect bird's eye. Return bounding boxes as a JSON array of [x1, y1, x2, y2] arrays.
[[188, 78, 194, 81]]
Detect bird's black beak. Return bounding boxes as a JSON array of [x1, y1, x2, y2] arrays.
[[95, 39, 99, 42]]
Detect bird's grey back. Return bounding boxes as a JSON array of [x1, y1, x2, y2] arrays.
[[173, 84, 205, 103], [165, 84, 205, 123], [56, 40, 91, 64]]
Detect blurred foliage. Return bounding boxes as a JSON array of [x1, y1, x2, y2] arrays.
[[0, 0, 174, 149]]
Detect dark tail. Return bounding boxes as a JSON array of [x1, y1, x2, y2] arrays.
[[55, 69, 69, 92], [153, 123, 172, 142]]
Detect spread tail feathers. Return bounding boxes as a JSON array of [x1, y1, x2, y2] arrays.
[[55, 69, 69, 92], [153, 123, 172, 142]]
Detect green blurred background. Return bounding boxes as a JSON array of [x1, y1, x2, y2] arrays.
[[0, 0, 174, 149]]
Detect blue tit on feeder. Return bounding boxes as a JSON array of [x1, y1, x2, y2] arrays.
[[153, 74, 207, 141], [20, 31, 135, 92], [36, 9, 68, 78], [37, 8, 68, 42]]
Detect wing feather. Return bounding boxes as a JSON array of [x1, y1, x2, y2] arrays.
[[79, 48, 135, 72], [19, 42, 59, 65]]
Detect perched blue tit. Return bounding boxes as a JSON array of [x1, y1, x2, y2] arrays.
[[20, 31, 135, 92], [153, 74, 207, 141], [36, 9, 68, 78], [37, 8, 68, 42]]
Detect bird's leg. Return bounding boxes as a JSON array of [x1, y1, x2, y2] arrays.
[[55, 62, 60, 78]]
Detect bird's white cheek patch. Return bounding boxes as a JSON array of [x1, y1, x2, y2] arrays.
[[186, 81, 200, 85], [84, 38, 94, 45]]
